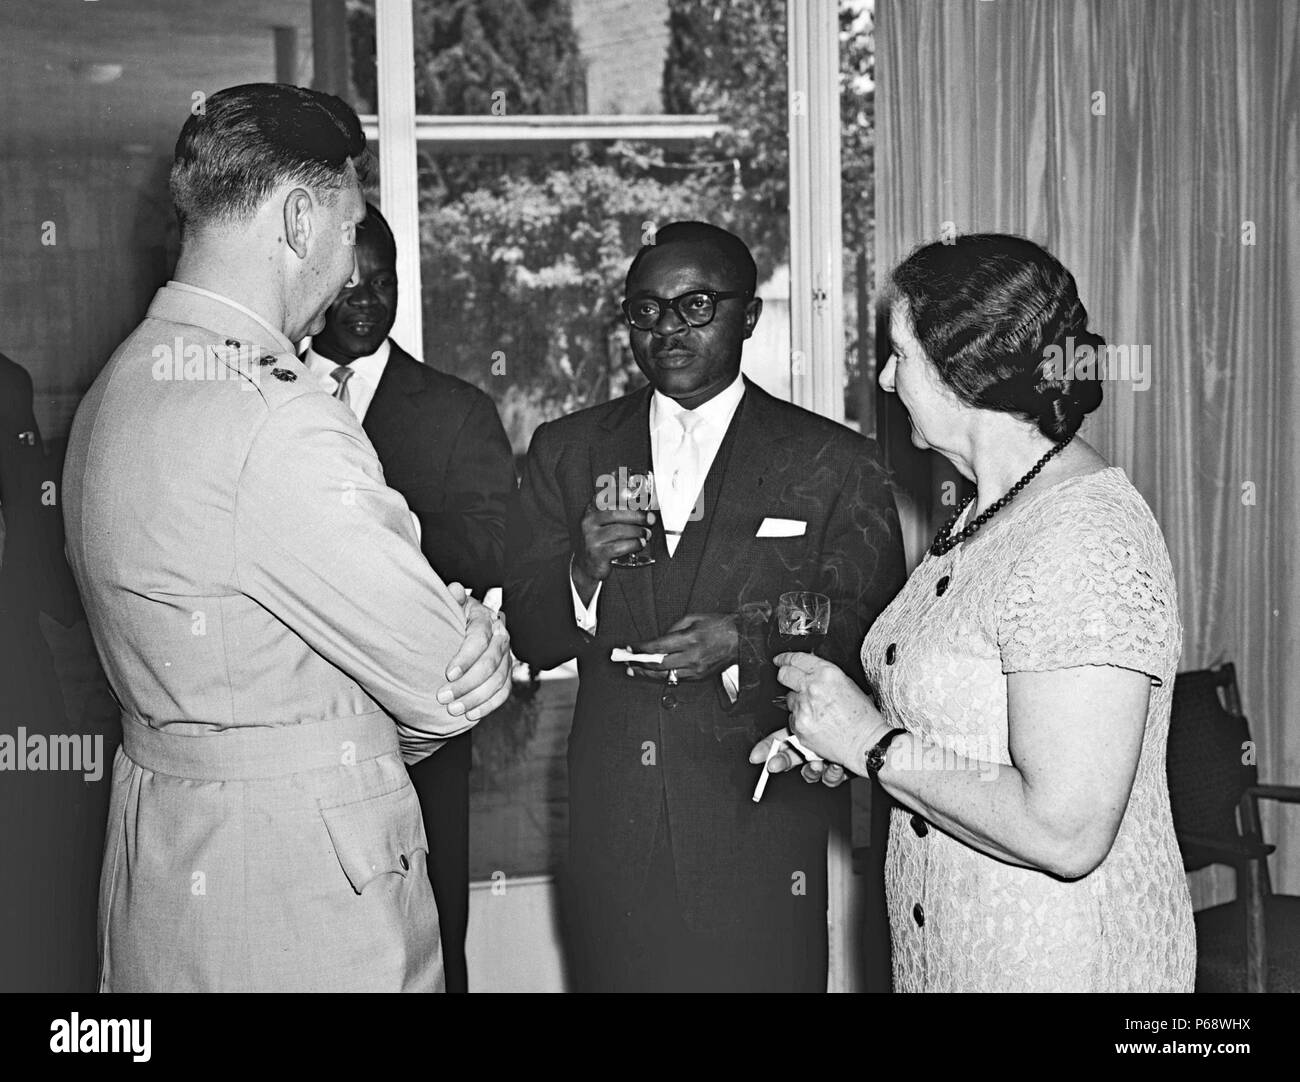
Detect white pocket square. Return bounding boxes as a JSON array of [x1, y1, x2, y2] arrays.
[[756, 517, 806, 538]]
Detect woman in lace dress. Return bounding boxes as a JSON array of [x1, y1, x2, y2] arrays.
[[753, 234, 1195, 992]]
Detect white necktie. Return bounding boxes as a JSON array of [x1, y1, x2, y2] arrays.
[[664, 410, 704, 556], [330, 364, 354, 406]]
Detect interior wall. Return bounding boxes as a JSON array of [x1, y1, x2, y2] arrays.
[[0, 153, 176, 444]]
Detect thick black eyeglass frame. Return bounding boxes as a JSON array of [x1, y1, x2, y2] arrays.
[[620, 289, 753, 331]]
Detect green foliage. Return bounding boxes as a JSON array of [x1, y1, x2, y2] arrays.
[[662, 0, 792, 275], [422, 149, 703, 442], [349, 0, 585, 116], [840, 1, 875, 420], [348, 0, 587, 202]]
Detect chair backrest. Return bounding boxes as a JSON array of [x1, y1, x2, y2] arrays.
[[1167, 663, 1257, 871]]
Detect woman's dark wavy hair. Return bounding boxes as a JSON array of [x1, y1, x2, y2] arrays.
[[887, 234, 1105, 441]]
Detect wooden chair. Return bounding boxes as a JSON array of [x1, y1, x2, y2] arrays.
[[1167, 663, 1300, 992]]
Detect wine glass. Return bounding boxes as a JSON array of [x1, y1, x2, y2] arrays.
[[771, 591, 831, 708], [610, 471, 656, 568]]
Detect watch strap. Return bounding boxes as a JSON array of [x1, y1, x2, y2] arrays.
[[865, 726, 908, 777]]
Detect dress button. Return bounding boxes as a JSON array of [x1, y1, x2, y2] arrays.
[[935, 575, 950, 597], [399, 854, 410, 871], [910, 815, 928, 837], [912, 902, 925, 927], [661, 692, 678, 709], [885, 643, 897, 665]]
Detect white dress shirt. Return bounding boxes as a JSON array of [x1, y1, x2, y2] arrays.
[[302, 338, 392, 424], [572, 374, 746, 695]]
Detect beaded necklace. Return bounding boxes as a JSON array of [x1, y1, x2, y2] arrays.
[[929, 435, 1074, 557]]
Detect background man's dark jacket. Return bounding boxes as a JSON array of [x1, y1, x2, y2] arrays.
[[361, 339, 516, 993], [363, 342, 515, 597]]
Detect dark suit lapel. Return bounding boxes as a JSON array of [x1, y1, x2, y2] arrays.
[[590, 387, 658, 642], [686, 381, 799, 616], [361, 341, 423, 439]]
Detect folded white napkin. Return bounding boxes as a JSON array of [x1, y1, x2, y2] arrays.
[[755, 517, 806, 538]]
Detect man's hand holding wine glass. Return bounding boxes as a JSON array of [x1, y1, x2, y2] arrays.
[[570, 474, 656, 605]]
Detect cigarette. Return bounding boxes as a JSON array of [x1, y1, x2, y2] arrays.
[[752, 731, 825, 803], [752, 737, 785, 802]]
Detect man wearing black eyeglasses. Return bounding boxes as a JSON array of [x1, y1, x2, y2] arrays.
[[505, 221, 905, 991]]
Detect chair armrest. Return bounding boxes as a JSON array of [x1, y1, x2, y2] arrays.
[[1177, 831, 1274, 866], [1246, 784, 1300, 806]]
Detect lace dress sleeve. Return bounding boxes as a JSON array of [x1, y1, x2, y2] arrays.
[[996, 496, 1178, 684]]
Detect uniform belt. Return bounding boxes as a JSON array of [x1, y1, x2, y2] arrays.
[[118, 710, 399, 782]]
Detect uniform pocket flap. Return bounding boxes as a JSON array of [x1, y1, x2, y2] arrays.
[[319, 783, 427, 895]]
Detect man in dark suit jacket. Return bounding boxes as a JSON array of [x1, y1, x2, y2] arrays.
[[305, 205, 516, 992], [0, 351, 78, 723], [505, 222, 906, 991], [1, 349, 84, 991]]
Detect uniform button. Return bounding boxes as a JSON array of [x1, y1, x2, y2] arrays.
[[912, 902, 925, 927], [885, 643, 897, 665], [661, 692, 678, 709], [399, 854, 410, 871], [936, 575, 950, 597], [910, 815, 928, 837]]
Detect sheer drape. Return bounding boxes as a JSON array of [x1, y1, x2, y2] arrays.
[[876, 0, 1300, 901]]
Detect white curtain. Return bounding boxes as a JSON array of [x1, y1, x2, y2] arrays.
[[876, 0, 1300, 902]]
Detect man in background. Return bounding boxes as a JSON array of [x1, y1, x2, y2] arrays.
[[304, 203, 517, 992], [0, 350, 77, 725], [0, 348, 83, 991]]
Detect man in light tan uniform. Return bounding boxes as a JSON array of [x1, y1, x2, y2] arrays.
[[62, 84, 512, 992]]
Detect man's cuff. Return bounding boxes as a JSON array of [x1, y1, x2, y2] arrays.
[[570, 562, 601, 633], [720, 664, 740, 704]]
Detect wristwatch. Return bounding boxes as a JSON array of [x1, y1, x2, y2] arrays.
[[864, 727, 908, 778]]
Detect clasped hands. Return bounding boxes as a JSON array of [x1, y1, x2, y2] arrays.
[[437, 581, 513, 721], [749, 652, 894, 790]]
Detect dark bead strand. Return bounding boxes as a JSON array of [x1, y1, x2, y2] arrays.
[[929, 435, 1074, 557]]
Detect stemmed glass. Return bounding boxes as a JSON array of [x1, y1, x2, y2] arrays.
[[771, 591, 831, 708], [610, 471, 656, 569]]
